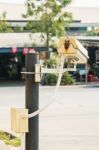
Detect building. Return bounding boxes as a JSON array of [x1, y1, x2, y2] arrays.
[[0, 3, 99, 79], [66, 6, 99, 77]]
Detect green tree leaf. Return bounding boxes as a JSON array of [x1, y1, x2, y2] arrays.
[[0, 11, 13, 32], [24, 0, 73, 49]]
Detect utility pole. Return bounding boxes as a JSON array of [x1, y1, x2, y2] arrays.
[[25, 52, 39, 150]]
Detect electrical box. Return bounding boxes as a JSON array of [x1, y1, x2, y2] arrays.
[[35, 64, 41, 82], [11, 108, 28, 133]]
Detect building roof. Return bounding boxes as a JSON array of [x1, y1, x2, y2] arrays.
[[77, 36, 99, 46], [0, 32, 88, 64], [0, 33, 46, 47], [70, 22, 99, 28], [0, 3, 99, 23]]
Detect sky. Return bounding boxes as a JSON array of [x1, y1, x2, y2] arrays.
[[0, 0, 99, 7]]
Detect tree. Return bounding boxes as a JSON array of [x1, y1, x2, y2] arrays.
[[24, 0, 72, 50], [0, 11, 13, 32], [14, 25, 23, 32]]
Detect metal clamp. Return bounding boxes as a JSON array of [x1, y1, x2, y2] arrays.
[[21, 64, 41, 82]]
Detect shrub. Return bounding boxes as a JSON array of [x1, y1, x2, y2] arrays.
[[47, 74, 58, 85], [0, 130, 21, 147], [43, 58, 57, 68], [41, 74, 57, 85], [61, 72, 75, 85], [41, 72, 75, 85]]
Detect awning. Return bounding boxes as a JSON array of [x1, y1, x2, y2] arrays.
[[0, 47, 48, 54], [74, 39, 89, 63], [0, 48, 23, 53], [0, 33, 46, 48]]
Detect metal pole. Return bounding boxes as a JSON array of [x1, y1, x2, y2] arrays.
[[85, 62, 88, 83], [25, 52, 39, 150]]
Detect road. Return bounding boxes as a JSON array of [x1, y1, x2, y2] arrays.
[[0, 82, 99, 150]]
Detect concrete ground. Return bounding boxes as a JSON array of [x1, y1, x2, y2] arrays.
[[0, 82, 99, 150]]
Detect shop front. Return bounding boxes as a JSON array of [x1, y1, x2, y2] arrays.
[[0, 47, 49, 80]]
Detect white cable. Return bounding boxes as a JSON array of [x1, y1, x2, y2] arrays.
[[28, 55, 65, 118]]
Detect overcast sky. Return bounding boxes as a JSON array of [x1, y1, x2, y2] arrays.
[[0, 0, 99, 7]]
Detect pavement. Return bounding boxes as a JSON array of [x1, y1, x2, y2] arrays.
[[0, 82, 99, 150]]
